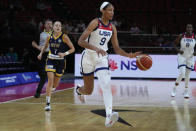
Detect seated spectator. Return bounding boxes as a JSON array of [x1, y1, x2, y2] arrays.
[[161, 40, 173, 51], [76, 20, 86, 32], [130, 23, 140, 34], [156, 34, 164, 47], [6, 47, 18, 61]]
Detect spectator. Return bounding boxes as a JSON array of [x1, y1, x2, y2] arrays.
[[130, 23, 140, 34], [156, 34, 164, 47], [6, 47, 18, 61]]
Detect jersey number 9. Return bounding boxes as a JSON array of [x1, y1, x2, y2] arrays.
[[100, 37, 106, 45], [186, 43, 190, 47]]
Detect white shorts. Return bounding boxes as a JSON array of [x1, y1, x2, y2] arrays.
[[80, 50, 109, 76], [177, 54, 195, 71]]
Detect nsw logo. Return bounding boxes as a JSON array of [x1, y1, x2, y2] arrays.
[[109, 59, 118, 71]]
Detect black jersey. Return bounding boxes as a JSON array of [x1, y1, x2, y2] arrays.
[[48, 32, 67, 60]]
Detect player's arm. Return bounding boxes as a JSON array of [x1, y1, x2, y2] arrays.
[[78, 18, 106, 56], [111, 24, 141, 58], [173, 34, 183, 54], [58, 34, 75, 57], [38, 36, 49, 60], [32, 33, 43, 51], [32, 41, 42, 51]]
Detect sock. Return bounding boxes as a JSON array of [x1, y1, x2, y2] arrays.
[[96, 70, 112, 116], [46, 96, 51, 104]]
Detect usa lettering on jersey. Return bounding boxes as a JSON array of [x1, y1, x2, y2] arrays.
[[86, 18, 113, 52]]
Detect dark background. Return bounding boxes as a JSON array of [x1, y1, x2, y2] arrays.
[[0, 0, 195, 74]]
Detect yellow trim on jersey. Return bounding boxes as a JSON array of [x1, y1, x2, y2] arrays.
[[48, 34, 52, 41], [48, 50, 51, 55], [62, 34, 66, 43], [46, 69, 56, 72], [55, 73, 63, 77], [44, 29, 52, 34], [53, 32, 62, 40]]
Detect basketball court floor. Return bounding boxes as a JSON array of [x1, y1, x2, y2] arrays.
[[0, 77, 196, 131]]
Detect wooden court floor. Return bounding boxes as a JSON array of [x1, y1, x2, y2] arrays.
[[0, 79, 196, 131]]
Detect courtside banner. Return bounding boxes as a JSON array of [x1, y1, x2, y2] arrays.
[[17, 72, 37, 84], [0, 74, 20, 88], [34, 72, 40, 82], [74, 54, 196, 78]]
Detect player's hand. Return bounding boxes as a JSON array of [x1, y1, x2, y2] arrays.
[[37, 53, 42, 60], [58, 53, 65, 58], [96, 49, 107, 57], [129, 51, 142, 58], [178, 50, 184, 54]]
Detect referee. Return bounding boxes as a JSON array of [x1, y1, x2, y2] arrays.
[[32, 19, 52, 98]]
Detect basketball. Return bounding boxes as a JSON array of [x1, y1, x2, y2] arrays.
[[136, 55, 152, 71]]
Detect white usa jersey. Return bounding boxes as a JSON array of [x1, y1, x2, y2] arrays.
[[85, 18, 113, 52], [180, 33, 195, 58]]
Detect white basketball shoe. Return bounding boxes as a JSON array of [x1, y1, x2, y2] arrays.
[[184, 88, 189, 98], [52, 88, 56, 92], [45, 104, 51, 111], [105, 112, 119, 127], [171, 87, 177, 97]]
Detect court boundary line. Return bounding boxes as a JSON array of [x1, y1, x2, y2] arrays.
[[6, 100, 196, 109], [0, 87, 74, 104], [2, 86, 196, 109]]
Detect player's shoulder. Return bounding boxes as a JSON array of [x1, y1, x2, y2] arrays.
[[86, 18, 99, 30], [40, 30, 45, 35], [89, 18, 99, 25], [62, 33, 68, 38], [178, 33, 184, 38], [110, 23, 117, 32]]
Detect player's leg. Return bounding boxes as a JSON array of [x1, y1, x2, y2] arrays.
[[96, 70, 118, 127], [175, 66, 186, 86], [171, 66, 185, 97], [53, 65, 64, 92], [53, 75, 61, 90], [184, 57, 194, 98], [76, 51, 95, 102], [171, 56, 186, 97], [52, 60, 66, 91], [77, 74, 94, 95], [45, 72, 54, 111], [76, 74, 94, 103], [184, 68, 191, 98], [45, 59, 55, 111]]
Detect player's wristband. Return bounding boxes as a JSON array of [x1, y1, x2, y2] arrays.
[[64, 51, 69, 56]]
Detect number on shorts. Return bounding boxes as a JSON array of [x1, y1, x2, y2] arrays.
[[100, 37, 106, 45]]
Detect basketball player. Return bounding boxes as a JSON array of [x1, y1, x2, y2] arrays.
[[171, 24, 196, 98], [76, 2, 141, 127], [38, 21, 75, 111], [32, 19, 52, 98]]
